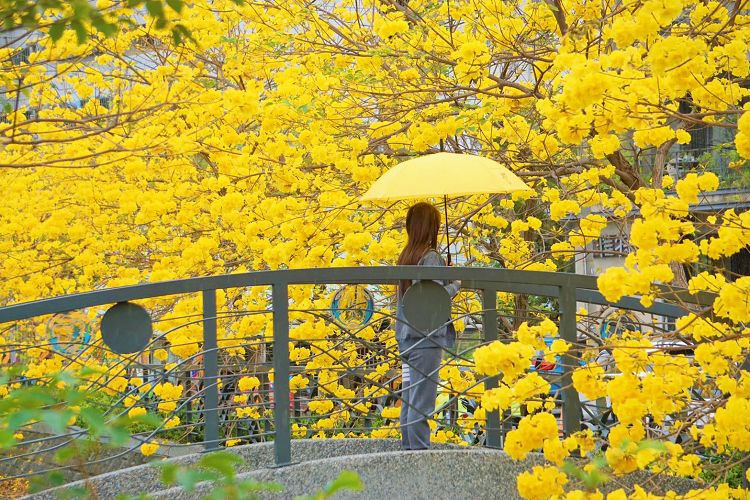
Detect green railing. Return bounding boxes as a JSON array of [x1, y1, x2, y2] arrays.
[[0, 266, 694, 486]]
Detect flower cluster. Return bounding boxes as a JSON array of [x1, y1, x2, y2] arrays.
[[473, 341, 536, 383], [153, 382, 184, 414]]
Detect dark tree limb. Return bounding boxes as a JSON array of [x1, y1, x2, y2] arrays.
[[606, 150, 642, 190], [545, 0, 568, 35]]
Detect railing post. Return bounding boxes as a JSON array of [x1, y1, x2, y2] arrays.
[[482, 286, 502, 448], [272, 282, 291, 466], [203, 289, 219, 451], [559, 284, 582, 436]]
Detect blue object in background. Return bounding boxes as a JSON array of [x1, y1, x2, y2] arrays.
[[47, 311, 92, 354], [600, 312, 641, 339], [530, 337, 564, 392], [530, 337, 587, 393], [330, 285, 375, 328]]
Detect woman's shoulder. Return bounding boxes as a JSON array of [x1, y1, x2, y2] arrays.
[[418, 249, 445, 266]]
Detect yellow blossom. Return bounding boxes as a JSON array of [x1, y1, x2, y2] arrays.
[[140, 442, 160, 457]]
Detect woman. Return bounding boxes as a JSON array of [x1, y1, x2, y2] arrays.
[[396, 202, 460, 450]]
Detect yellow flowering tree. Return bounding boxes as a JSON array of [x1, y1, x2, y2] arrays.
[[2, 0, 750, 498]]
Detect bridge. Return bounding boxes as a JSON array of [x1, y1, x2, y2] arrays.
[[0, 267, 701, 497]]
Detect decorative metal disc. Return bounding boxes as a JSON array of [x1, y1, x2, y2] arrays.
[[101, 302, 153, 354], [402, 281, 451, 333]]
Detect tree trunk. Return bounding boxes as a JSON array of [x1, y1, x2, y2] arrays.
[[652, 138, 678, 189]]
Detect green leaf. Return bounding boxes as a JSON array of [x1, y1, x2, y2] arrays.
[[70, 19, 88, 44], [64, 389, 87, 406], [107, 424, 131, 447], [116, 493, 151, 500], [166, 0, 183, 12], [561, 460, 582, 478], [48, 470, 67, 487], [71, 0, 92, 18], [55, 445, 79, 464], [8, 409, 38, 431], [46, 27, 67, 52], [2, 386, 55, 411], [0, 429, 16, 449], [237, 479, 284, 493], [323, 470, 363, 495], [28, 475, 50, 494], [175, 468, 218, 492], [28, 471, 68, 495], [53, 370, 78, 389], [158, 462, 178, 485], [199, 451, 244, 480], [80, 407, 106, 436], [171, 24, 193, 45], [56, 486, 93, 500], [130, 412, 162, 427], [562, 459, 609, 490], [20, 10, 37, 28], [591, 455, 608, 469], [77, 366, 100, 378], [637, 439, 667, 452], [42, 409, 73, 434], [294, 471, 363, 500], [584, 468, 609, 490], [146, 0, 165, 17], [91, 17, 118, 37]]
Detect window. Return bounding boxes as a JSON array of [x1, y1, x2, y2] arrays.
[[9, 43, 39, 65], [591, 235, 632, 257], [729, 247, 750, 280]]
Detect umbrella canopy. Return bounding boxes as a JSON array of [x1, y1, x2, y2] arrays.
[[360, 152, 531, 201], [360, 152, 533, 265]]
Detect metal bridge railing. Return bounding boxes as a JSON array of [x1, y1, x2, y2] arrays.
[[0, 266, 697, 488]]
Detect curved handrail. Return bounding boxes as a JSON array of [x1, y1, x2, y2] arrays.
[[0, 266, 692, 323]]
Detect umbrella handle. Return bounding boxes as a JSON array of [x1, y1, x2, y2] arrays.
[[444, 195, 451, 265]]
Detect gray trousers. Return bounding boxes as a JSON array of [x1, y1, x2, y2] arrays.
[[399, 346, 443, 450]]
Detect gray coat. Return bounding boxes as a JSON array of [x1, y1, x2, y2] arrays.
[[395, 249, 460, 351]]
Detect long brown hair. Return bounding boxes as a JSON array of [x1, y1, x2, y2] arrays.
[[397, 202, 441, 296]]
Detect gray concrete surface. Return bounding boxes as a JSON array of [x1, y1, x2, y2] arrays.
[[25, 439, 459, 499], [26, 439, 700, 500], [151, 449, 700, 500], [153, 448, 545, 500]]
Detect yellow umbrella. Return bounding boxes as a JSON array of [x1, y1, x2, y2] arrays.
[[361, 152, 532, 264], [361, 152, 530, 201]]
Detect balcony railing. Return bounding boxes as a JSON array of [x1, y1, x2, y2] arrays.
[[639, 146, 750, 190]]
